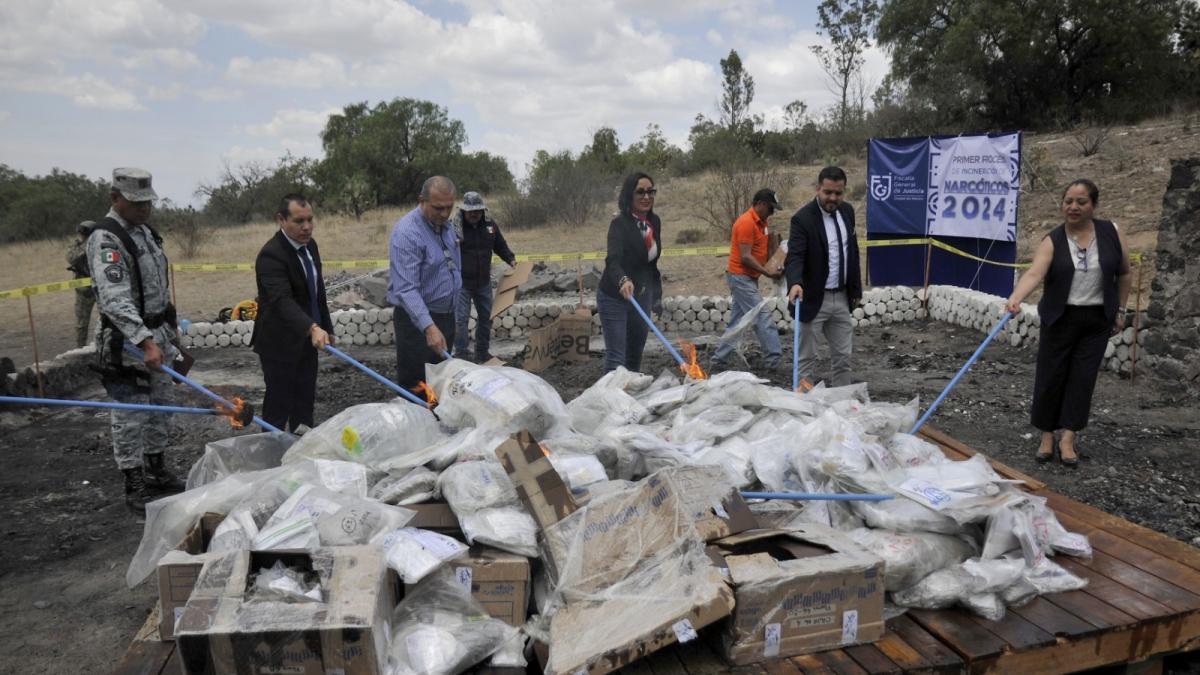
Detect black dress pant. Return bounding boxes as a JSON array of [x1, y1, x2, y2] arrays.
[[394, 308, 456, 392], [1031, 306, 1109, 432], [260, 347, 317, 432]]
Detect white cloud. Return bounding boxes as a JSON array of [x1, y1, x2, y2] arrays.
[[227, 53, 347, 88], [706, 29, 723, 46], [195, 86, 243, 102], [120, 48, 203, 71], [147, 83, 184, 101], [244, 107, 339, 140]]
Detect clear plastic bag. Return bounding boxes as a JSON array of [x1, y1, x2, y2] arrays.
[[458, 507, 539, 557], [282, 401, 445, 468], [254, 483, 415, 549], [547, 453, 609, 490], [426, 359, 568, 437], [186, 431, 295, 490], [567, 387, 649, 435], [372, 527, 469, 584], [668, 404, 754, 445], [891, 557, 1025, 619], [847, 528, 976, 591], [438, 460, 520, 515], [370, 466, 440, 505], [247, 559, 323, 603], [385, 567, 519, 675]]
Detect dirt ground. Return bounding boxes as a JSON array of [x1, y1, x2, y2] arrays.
[[0, 317, 1197, 674]]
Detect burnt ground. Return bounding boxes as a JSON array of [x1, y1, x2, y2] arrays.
[[0, 319, 1197, 674]]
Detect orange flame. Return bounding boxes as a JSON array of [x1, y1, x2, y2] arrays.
[[216, 397, 246, 429], [539, 442, 552, 458], [795, 378, 815, 393], [415, 381, 439, 407], [677, 341, 708, 380]]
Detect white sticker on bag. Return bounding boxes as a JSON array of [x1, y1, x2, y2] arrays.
[[764, 623, 781, 657], [897, 478, 952, 510], [672, 619, 698, 644], [407, 528, 467, 558], [455, 566, 473, 593], [841, 610, 859, 643]]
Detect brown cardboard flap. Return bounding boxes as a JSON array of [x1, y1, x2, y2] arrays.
[[522, 320, 561, 373], [494, 430, 578, 530], [491, 261, 534, 320]]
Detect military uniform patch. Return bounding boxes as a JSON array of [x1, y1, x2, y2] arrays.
[[104, 265, 124, 283], [102, 250, 121, 264]]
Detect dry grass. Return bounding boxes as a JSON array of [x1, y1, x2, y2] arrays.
[[4, 115, 1195, 367]]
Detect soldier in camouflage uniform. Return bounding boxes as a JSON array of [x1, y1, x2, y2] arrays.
[[66, 220, 97, 347], [88, 168, 185, 513]]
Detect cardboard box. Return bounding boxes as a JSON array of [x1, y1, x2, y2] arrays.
[[157, 512, 224, 640], [175, 546, 393, 675], [406, 501, 461, 533], [671, 466, 759, 541], [715, 525, 885, 665], [521, 308, 594, 372], [405, 545, 530, 627]]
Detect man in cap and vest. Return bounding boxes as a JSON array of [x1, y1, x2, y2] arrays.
[[88, 167, 185, 513], [66, 220, 97, 347], [452, 191, 516, 363]]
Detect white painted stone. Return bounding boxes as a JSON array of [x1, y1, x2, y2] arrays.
[[204, 334, 218, 348]]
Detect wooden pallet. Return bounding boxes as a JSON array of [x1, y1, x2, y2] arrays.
[[110, 426, 1200, 675]]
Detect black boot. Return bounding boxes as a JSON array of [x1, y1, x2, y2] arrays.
[[122, 467, 150, 514], [143, 453, 186, 494]]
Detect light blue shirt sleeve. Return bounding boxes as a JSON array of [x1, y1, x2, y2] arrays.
[[389, 217, 434, 331]]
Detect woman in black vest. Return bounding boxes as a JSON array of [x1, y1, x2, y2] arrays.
[[597, 171, 663, 372], [1005, 179, 1131, 466]]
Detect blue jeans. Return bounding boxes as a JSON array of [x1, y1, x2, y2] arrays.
[[713, 272, 782, 367], [453, 285, 495, 361], [597, 287, 652, 373]]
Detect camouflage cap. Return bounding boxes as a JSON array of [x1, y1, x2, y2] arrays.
[[112, 167, 158, 202], [76, 220, 96, 235], [460, 191, 487, 212]]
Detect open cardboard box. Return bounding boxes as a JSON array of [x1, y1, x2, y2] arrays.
[[156, 512, 224, 640], [175, 546, 394, 675], [713, 525, 885, 664], [403, 545, 530, 627]]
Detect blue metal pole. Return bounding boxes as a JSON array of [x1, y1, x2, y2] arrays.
[[324, 345, 430, 408], [1, 395, 230, 417], [792, 299, 801, 391], [910, 311, 1013, 434], [626, 296, 686, 367], [123, 343, 283, 433], [740, 491, 894, 502], [440, 350, 452, 360]]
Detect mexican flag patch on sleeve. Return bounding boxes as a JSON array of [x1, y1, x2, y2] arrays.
[[102, 250, 121, 264]]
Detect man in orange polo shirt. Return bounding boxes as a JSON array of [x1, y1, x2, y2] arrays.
[[711, 188, 784, 370]]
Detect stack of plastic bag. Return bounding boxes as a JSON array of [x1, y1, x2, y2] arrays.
[[438, 460, 538, 557]]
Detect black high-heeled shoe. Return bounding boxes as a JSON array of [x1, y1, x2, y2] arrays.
[[1035, 440, 1055, 463], [1059, 442, 1079, 467]]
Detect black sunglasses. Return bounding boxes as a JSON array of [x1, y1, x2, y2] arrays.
[[635, 188, 658, 197]]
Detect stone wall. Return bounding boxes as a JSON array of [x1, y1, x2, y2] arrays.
[[1144, 158, 1200, 391]]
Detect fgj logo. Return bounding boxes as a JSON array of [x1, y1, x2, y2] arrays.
[[870, 174, 892, 201]]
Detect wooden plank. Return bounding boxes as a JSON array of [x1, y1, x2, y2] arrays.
[[919, 426, 1046, 490], [871, 630, 935, 673], [907, 608, 1008, 662], [1008, 596, 1105, 638], [1053, 510, 1200, 592], [885, 615, 963, 673], [1083, 550, 1200, 612], [1042, 589, 1137, 630], [809, 649, 869, 674], [1035, 489, 1200, 572], [761, 656, 804, 675], [983, 611, 1200, 674], [109, 640, 174, 675], [969, 607, 1055, 650], [1056, 558, 1174, 621], [624, 657, 658, 675], [787, 654, 834, 674], [842, 644, 902, 674]]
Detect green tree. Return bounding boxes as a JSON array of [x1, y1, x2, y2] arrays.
[[623, 124, 683, 174], [719, 50, 758, 135], [876, 0, 1190, 128], [811, 0, 880, 131], [0, 165, 110, 243], [581, 127, 623, 173]]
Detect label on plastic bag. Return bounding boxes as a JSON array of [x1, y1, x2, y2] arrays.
[[764, 623, 781, 657], [671, 619, 698, 644], [896, 478, 952, 510], [469, 373, 512, 400], [313, 460, 366, 496], [1055, 532, 1089, 555], [841, 610, 859, 643], [455, 566, 473, 592], [340, 426, 362, 456]]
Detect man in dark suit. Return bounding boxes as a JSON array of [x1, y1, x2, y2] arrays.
[[250, 193, 334, 432], [784, 166, 862, 387]]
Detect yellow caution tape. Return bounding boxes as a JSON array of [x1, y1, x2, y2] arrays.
[[1, 243, 1150, 299]]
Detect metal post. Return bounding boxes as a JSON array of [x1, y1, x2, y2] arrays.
[[922, 240, 934, 315], [25, 295, 45, 398]]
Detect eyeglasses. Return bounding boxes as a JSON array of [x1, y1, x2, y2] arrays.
[[635, 188, 658, 197], [1075, 246, 1088, 271]]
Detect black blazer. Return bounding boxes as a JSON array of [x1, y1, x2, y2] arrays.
[[1038, 219, 1123, 326], [599, 212, 663, 303], [784, 199, 862, 322], [250, 230, 334, 362]]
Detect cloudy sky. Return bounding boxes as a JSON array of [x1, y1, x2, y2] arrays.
[[0, 0, 888, 205]]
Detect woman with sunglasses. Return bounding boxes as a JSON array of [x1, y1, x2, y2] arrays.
[[597, 171, 663, 372], [1005, 179, 1132, 467]]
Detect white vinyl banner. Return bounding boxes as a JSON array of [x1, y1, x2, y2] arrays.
[[927, 133, 1020, 242]]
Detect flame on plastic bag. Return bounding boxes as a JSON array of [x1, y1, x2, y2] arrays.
[[677, 341, 707, 380], [215, 397, 246, 428], [415, 381, 439, 407]]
